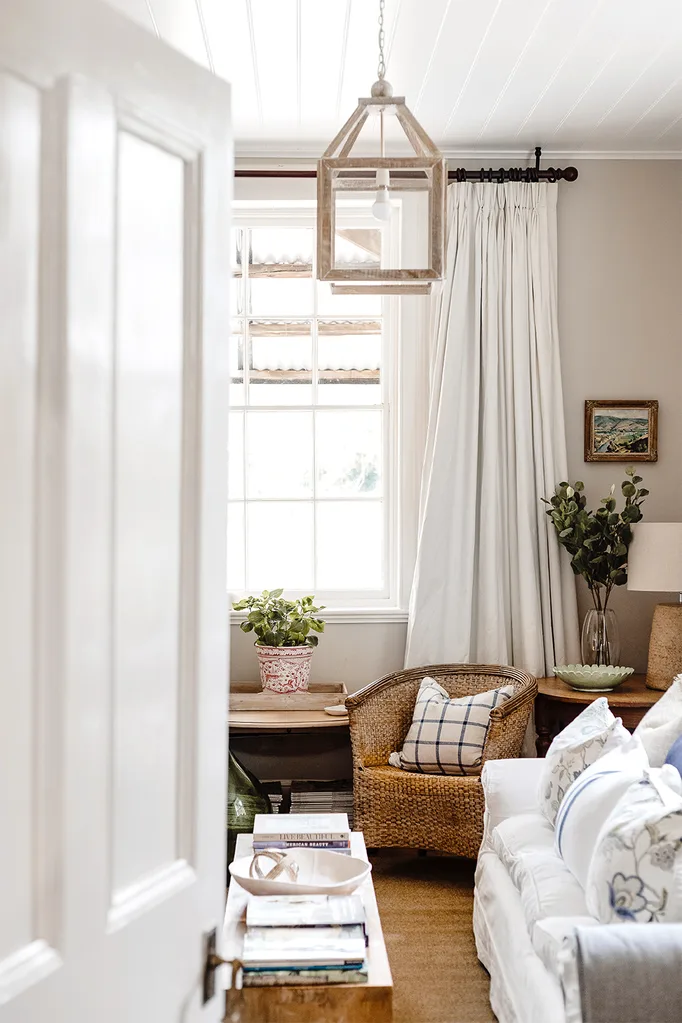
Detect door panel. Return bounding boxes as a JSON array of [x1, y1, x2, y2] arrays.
[[0, 69, 41, 972], [112, 130, 186, 900], [0, 1, 232, 1019]]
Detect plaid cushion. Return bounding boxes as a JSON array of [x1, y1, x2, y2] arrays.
[[388, 677, 516, 776]]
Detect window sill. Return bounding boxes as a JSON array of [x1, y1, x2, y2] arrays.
[[229, 607, 409, 626]]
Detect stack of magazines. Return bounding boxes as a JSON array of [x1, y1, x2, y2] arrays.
[[241, 894, 368, 987], [261, 781, 283, 813], [290, 780, 354, 828], [252, 813, 351, 854]]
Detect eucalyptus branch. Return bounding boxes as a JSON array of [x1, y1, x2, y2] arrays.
[[542, 467, 648, 612]]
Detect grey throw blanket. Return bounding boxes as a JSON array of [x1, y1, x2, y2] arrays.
[[575, 924, 682, 1023]]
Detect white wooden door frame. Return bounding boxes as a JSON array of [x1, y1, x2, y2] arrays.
[[0, 1, 231, 1019]]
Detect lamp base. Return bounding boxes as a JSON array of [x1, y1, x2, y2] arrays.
[[645, 603, 682, 691]]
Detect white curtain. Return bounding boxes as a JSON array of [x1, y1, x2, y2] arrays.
[[405, 181, 580, 676]]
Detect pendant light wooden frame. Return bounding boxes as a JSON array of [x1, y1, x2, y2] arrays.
[[317, 96, 446, 291]]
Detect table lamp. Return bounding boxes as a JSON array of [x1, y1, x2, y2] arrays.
[[627, 522, 682, 690]]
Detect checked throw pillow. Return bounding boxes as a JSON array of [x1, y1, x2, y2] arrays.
[[388, 677, 515, 776]]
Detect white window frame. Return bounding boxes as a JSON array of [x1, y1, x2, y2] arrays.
[[228, 197, 427, 622]]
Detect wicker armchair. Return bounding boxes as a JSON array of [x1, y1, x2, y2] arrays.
[[345, 664, 537, 858]]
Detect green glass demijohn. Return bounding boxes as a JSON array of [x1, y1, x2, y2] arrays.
[[226, 750, 271, 868]]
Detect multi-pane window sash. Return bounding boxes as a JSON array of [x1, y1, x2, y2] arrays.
[[228, 217, 393, 606]]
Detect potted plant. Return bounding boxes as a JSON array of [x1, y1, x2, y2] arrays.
[[232, 589, 326, 693], [543, 467, 648, 665]]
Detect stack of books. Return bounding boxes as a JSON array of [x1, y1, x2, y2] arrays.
[[290, 780, 355, 829], [241, 894, 368, 987], [252, 812, 351, 854]]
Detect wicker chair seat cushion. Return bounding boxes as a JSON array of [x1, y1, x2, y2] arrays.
[[388, 677, 516, 776], [355, 764, 486, 856]]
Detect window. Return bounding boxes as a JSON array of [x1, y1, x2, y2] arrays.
[[227, 201, 421, 614]]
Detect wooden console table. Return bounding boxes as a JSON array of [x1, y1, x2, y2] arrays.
[[535, 674, 660, 756], [229, 683, 352, 787]]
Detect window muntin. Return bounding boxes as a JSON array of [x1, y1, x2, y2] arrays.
[[227, 210, 394, 605]]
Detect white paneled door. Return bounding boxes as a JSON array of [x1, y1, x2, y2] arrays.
[[0, 1, 231, 1021]]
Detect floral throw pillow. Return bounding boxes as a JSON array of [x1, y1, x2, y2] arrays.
[[586, 767, 682, 924], [538, 697, 631, 825]]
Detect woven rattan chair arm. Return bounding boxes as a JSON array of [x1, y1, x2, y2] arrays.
[[490, 676, 537, 718], [482, 679, 536, 762], [344, 669, 420, 711], [346, 677, 416, 767]]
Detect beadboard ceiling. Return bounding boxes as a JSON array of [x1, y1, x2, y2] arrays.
[[107, 0, 682, 157]]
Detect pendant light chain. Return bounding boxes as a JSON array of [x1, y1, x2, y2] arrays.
[[377, 0, 386, 81]]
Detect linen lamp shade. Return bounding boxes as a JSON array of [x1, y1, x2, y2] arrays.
[[628, 523, 682, 690]]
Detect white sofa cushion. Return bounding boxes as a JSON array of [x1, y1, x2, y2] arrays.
[[474, 852, 568, 1023], [480, 757, 545, 852], [635, 674, 682, 766], [586, 766, 682, 924], [532, 916, 599, 980], [388, 677, 515, 775], [492, 814, 589, 927], [554, 737, 649, 889], [538, 697, 631, 825]]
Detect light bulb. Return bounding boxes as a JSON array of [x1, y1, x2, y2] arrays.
[[372, 168, 391, 222], [372, 186, 391, 221]]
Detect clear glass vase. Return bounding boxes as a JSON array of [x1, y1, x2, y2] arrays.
[[581, 608, 621, 666]]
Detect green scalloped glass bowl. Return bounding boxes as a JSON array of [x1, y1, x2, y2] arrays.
[[553, 664, 635, 692]]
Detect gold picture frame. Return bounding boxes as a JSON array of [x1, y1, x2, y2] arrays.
[[584, 399, 658, 462]]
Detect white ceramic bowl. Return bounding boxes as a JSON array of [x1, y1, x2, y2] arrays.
[[553, 664, 635, 691], [229, 847, 372, 896]]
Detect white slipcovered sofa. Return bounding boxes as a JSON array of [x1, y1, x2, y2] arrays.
[[474, 754, 682, 1023]]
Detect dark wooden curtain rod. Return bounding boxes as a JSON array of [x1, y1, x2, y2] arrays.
[[236, 147, 578, 183]]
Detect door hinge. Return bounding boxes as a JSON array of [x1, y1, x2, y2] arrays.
[[202, 928, 243, 1005]]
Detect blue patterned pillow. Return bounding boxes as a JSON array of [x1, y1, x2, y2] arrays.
[[538, 697, 631, 826], [664, 735, 682, 779], [586, 767, 682, 924]]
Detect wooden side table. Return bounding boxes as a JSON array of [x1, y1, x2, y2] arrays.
[[535, 674, 661, 756]]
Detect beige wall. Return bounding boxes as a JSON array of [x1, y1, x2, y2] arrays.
[[559, 160, 682, 671], [230, 160, 682, 687]]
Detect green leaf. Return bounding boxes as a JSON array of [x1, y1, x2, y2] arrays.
[[559, 528, 572, 538], [239, 621, 254, 633], [270, 587, 284, 598], [622, 483, 636, 497]]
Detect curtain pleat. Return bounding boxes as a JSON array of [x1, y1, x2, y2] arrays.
[[405, 181, 580, 677]]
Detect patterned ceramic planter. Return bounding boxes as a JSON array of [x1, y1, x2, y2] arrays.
[[256, 644, 313, 693]]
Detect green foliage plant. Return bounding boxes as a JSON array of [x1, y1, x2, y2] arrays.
[[232, 590, 325, 648], [542, 467, 648, 614]]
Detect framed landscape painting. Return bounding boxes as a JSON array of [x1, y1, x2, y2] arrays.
[[584, 399, 658, 462]]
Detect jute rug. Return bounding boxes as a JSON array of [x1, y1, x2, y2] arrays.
[[371, 851, 496, 1023]]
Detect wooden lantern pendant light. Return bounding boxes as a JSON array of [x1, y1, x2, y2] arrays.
[[317, 0, 446, 296]]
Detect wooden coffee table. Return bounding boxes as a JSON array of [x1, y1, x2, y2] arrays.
[[535, 674, 661, 756], [222, 832, 393, 1023]]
